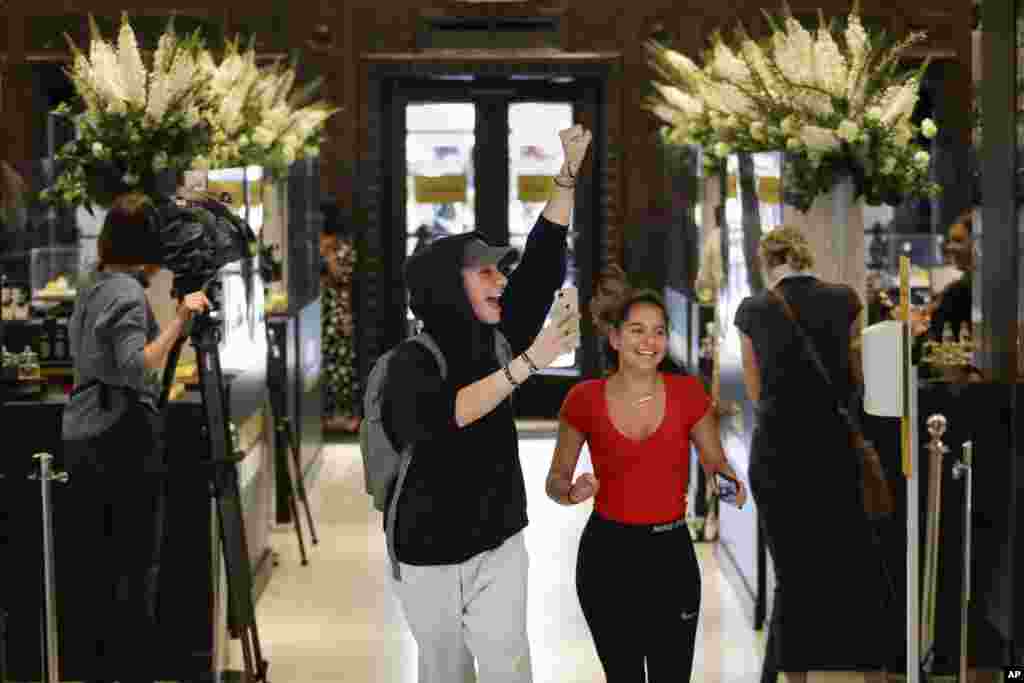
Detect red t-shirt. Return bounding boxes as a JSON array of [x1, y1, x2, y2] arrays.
[[559, 373, 711, 524]]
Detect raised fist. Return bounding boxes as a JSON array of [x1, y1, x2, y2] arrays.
[[558, 125, 593, 178]]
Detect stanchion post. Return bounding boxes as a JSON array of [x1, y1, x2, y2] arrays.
[[922, 414, 949, 670], [898, 256, 922, 683], [952, 441, 973, 683], [31, 452, 68, 683]]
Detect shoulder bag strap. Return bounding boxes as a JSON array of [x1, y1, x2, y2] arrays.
[[771, 288, 863, 434]]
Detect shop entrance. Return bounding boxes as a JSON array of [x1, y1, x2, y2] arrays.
[[378, 75, 605, 417]]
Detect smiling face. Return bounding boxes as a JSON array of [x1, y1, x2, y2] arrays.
[[462, 263, 509, 324], [608, 301, 668, 371]]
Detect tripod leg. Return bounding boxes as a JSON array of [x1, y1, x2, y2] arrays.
[[214, 451, 271, 682], [240, 631, 255, 681], [0, 609, 6, 683], [278, 422, 308, 565], [194, 326, 270, 681], [285, 419, 319, 545]]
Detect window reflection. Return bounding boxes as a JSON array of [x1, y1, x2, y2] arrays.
[[405, 103, 476, 259], [405, 103, 476, 332]]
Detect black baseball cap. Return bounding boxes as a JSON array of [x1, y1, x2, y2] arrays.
[[461, 237, 520, 273]]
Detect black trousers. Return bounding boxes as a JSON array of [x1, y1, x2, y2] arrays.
[[64, 403, 166, 683], [576, 511, 701, 683]]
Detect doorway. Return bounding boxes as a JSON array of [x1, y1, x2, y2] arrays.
[[370, 72, 607, 417]]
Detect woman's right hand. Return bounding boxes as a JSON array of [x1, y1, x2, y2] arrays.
[[176, 291, 211, 324], [527, 309, 581, 369], [568, 472, 599, 504]]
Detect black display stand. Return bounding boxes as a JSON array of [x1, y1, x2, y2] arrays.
[[266, 324, 318, 565]]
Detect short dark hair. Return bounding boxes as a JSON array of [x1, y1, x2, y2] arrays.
[[98, 192, 162, 267]]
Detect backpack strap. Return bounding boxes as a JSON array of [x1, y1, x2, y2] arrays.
[[409, 331, 447, 380], [384, 330, 447, 582]]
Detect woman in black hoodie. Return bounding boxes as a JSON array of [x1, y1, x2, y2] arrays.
[[381, 126, 590, 683]]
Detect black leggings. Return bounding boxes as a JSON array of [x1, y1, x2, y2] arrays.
[[576, 511, 701, 683], [64, 403, 166, 683]]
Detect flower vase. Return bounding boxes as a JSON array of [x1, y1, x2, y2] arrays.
[[783, 172, 866, 303]]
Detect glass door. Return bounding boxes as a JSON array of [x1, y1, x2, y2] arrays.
[[508, 101, 576, 368], [395, 84, 583, 370], [388, 77, 600, 417], [403, 101, 477, 335]]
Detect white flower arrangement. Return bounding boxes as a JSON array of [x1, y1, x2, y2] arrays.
[[646, 2, 942, 211], [194, 38, 340, 175], [42, 14, 215, 212], [41, 14, 342, 210]]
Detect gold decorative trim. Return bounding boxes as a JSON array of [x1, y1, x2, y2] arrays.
[[362, 49, 621, 62]]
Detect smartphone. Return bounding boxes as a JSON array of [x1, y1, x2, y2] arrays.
[[555, 285, 580, 339], [715, 473, 740, 506]]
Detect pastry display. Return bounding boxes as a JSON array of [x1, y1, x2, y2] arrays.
[[264, 291, 288, 314], [33, 275, 77, 301]]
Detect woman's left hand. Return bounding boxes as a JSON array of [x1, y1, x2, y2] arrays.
[[712, 469, 748, 509], [732, 476, 748, 509]]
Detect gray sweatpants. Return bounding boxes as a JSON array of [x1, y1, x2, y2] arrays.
[[390, 531, 532, 683]]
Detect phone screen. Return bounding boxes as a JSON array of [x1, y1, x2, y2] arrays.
[[716, 473, 738, 504], [556, 286, 580, 336]]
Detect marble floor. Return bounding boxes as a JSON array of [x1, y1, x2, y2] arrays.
[[226, 436, 884, 683]]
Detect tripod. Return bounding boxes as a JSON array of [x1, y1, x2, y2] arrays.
[[266, 325, 318, 566], [162, 309, 269, 682]]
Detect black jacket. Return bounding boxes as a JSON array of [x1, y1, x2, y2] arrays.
[[381, 216, 568, 565]]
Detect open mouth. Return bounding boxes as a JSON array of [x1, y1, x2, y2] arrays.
[[485, 296, 502, 310]]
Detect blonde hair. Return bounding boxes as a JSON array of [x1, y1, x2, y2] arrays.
[[760, 224, 814, 271]]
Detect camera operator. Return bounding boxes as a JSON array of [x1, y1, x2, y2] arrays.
[[61, 191, 209, 683]]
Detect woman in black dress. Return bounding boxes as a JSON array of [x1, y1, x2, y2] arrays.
[[734, 226, 891, 683]]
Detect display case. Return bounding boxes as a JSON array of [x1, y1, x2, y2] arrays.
[[29, 246, 79, 303]]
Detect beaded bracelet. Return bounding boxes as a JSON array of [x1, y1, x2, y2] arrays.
[[503, 363, 520, 387], [521, 350, 540, 375]]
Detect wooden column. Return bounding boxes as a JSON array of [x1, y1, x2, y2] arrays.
[[4, 10, 30, 164], [978, 0, 1018, 380]]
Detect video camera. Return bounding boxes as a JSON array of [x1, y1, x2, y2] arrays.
[[78, 164, 257, 306], [150, 192, 258, 307]]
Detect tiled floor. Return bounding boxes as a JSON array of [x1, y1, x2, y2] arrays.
[[227, 438, 883, 682]]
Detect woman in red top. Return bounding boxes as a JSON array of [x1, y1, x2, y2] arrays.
[[547, 266, 745, 682]]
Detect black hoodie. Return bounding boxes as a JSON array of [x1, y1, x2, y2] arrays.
[[382, 215, 568, 565]]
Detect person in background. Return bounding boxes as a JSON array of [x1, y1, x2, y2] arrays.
[[735, 225, 892, 683], [61, 192, 209, 683], [547, 265, 745, 682], [865, 271, 894, 326], [320, 204, 361, 433], [927, 208, 974, 342]]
